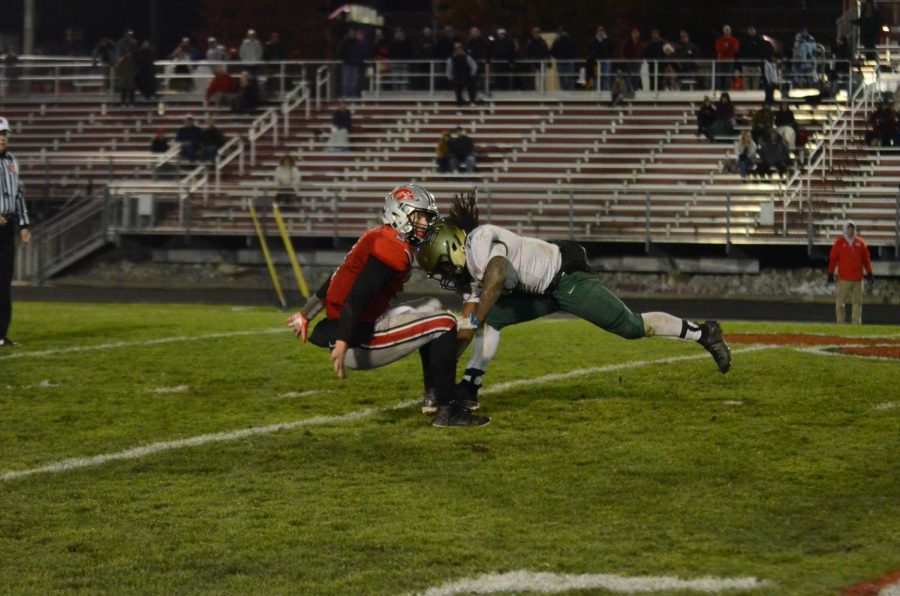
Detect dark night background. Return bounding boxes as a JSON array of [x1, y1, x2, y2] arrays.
[[0, 0, 849, 59]]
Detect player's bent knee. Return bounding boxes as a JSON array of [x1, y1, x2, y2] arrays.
[[612, 314, 646, 340]]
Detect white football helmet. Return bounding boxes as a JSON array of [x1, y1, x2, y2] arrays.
[[382, 183, 438, 245]]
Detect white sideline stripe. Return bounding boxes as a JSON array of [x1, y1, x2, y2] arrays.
[[0, 400, 417, 482], [0, 344, 778, 482], [414, 570, 772, 595], [874, 402, 897, 411], [0, 328, 286, 361], [148, 385, 189, 394], [4, 379, 63, 390], [275, 390, 319, 399], [480, 345, 773, 396], [880, 582, 900, 596]]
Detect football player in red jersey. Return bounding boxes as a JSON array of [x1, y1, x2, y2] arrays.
[[287, 184, 490, 427]]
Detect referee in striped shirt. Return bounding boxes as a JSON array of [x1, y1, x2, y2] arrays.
[[0, 116, 31, 347]]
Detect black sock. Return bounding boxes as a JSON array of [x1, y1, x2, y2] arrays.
[[418, 345, 434, 394], [428, 330, 458, 406], [461, 368, 484, 393]]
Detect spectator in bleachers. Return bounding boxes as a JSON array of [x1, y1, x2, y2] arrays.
[[327, 102, 352, 151], [661, 43, 679, 91], [736, 26, 772, 90], [231, 71, 260, 113], [865, 101, 898, 147], [791, 27, 817, 86], [332, 102, 353, 132], [388, 27, 414, 90], [610, 70, 631, 106], [240, 29, 264, 73], [852, 0, 882, 61], [755, 129, 790, 177], [339, 29, 367, 98], [644, 29, 667, 91], [714, 25, 739, 91], [263, 31, 286, 62], [621, 28, 644, 91], [274, 155, 301, 198], [115, 29, 137, 61], [134, 40, 158, 101], [734, 131, 758, 179], [413, 27, 435, 91], [774, 102, 798, 148], [114, 51, 137, 105], [525, 26, 551, 91], [446, 42, 478, 106], [675, 30, 701, 87], [170, 47, 193, 92], [206, 37, 227, 62], [434, 26, 457, 62], [176, 116, 202, 161], [551, 26, 576, 91], [91, 37, 115, 69], [709, 92, 736, 139], [763, 54, 780, 105], [205, 66, 237, 106], [586, 25, 614, 91], [448, 126, 476, 173], [199, 119, 226, 163], [750, 104, 775, 144], [435, 131, 451, 172], [696, 96, 716, 138], [489, 28, 518, 91], [150, 129, 169, 153], [466, 27, 488, 83]]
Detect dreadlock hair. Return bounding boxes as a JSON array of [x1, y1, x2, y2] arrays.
[[447, 188, 479, 233]]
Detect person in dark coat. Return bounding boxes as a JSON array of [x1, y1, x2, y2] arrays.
[[524, 26, 550, 91], [756, 129, 791, 177], [338, 29, 367, 98], [231, 71, 260, 113], [551, 26, 576, 90], [446, 42, 477, 105], [852, 0, 883, 61], [489, 28, 517, 91], [133, 40, 157, 100], [621, 28, 644, 90], [696, 96, 717, 139], [586, 25, 614, 90], [388, 27, 414, 90]]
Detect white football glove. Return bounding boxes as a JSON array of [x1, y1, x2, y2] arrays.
[[287, 312, 310, 343], [454, 311, 477, 331]]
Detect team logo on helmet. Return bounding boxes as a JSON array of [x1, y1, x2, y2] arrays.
[[392, 187, 415, 202]]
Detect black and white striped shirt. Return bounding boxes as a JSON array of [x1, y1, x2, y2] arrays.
[[0, 151, 29, 228]]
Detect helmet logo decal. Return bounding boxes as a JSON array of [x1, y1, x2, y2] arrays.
[[392, 187, 415, 202]]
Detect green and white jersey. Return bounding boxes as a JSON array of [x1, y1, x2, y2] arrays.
[[464, 224, 562, 302]]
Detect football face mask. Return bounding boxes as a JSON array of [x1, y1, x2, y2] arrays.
[[382, 183, 439, 246], [416, 220, 469, 291]]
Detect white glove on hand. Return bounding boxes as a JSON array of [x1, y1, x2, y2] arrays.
[[454, 311, 477, 331], [286, 312, 310, 343]]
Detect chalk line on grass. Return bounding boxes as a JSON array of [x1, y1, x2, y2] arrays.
[[148, 385, 190, 394], [0, 328, 286, 361], [0, 345, 776, 482], [413, 570, 772, 595]]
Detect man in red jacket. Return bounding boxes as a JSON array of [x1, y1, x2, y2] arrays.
[[828, 220, 874, 324], [287, 183, 490, 427], [715, 25, 740, 91]]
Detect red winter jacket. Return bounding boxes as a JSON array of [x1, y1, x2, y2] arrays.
[[828, 234, 872, 281]]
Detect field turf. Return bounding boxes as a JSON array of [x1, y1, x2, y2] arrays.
[[1, 302, 898, 594]]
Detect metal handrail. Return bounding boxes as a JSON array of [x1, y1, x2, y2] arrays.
[[315, 65, 330, 110], [215, 136, 245, 191], [248, 107, 279, 165], [281, 82, 310, 136]]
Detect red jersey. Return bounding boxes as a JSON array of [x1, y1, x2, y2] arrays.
[[715, 35, 739, 60], [325, 226, 412, 322], [828, 235, 872, 281]]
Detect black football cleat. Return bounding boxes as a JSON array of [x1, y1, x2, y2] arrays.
[[698, 320, 731, 373], [421, 388, 438, 415], [0, 337, 17, 347], [456, 382, 480, 411], [432, 403, 491, 428]]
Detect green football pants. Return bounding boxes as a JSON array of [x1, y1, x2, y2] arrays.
[[484, 271, 646, 339]]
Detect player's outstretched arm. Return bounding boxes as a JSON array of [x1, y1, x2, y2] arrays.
[[472, 256, 509, 326]]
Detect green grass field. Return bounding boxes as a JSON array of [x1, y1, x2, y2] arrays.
[[1, 302, 898, 595]]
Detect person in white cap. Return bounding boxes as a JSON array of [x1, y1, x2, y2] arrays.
[[0, 117, 31, 347], [239, 29, 263, 70]]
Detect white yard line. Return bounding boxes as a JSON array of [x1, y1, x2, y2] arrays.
[[148, 385, 190, 394], [413, 570, 772, 595], [274, 390, 320, 399], [0, 345, 774, 483], [0, 328, 286, 361], [0, 400, 417, 482]]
